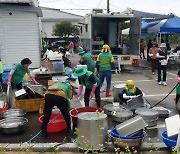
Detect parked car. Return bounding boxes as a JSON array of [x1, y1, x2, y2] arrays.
[[51, 40, 69, 50]]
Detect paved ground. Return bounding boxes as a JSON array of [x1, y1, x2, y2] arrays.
[[0, 55, 179, 153]]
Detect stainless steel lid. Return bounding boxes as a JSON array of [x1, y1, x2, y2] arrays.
[[103, 104, 126, 112], [113, 84, 125, 89], [135, 108, 159, 117]]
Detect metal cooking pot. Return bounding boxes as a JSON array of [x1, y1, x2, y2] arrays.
[[113, 84, 125, 102], [145, 118, 158, 127], [103, 103, 126, 116], [112, 110, 133, 123], [77, 112, 107, 150], [0, 109, 27, 118], [135, 108, 159, 121], [0, 117, 28, 134]]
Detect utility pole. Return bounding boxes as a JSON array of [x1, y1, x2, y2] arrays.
[[107, 0, 110, 13]]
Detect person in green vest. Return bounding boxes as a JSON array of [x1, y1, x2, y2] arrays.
[[119, 80, 143, 103], [0, 58, 3, 91], [78, 49, 95, 72], [95, 44, 115, 97], [41, 78, 78, 137], [73, 67, 101, 107], [175, 70, 180, 104], [7, 58, 39, 90]]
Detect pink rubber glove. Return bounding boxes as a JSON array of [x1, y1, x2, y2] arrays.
[[7, 74, 12, 86], [30, 76, 39, 85], [90, 85, 97, 99], [77, 85, 83, 98], [176, 76, 180, 83]]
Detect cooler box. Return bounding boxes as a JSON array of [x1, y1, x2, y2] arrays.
[[52, 61, 64, 72]]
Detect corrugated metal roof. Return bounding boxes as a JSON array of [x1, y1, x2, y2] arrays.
[[0, 0, 38, 6], [41, 7, 83, 21]]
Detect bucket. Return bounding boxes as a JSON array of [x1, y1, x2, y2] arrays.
[[113, 84, 125, 102], [52, 61, 64, 72], [69, 107, 104, 128], [39, 113, 67, 132]]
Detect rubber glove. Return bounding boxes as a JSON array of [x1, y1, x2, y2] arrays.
[[77, 85, 83, 98], [30, 76, 39, 85], [90, 84, 97, 99], [176, 76, 180, 83], [7, 74, 12, 86], [129, 96, 136, 99]]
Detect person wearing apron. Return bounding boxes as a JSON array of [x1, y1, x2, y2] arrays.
[[74, 67, 101, 107], [176, 70, 180, 104], [119, 80, 143, 103], [78, 49, 95, 72], [7, 58, 39, 90], [41, 79, 77, 137]]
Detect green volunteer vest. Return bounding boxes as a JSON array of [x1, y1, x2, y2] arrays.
[[11, 63, 29, 84], [79, 71, 100, 89], [0, 61, 3, 74], [82, 53, 95, 71], [176, 84, 180, 95], [98, 52, 112, 71], [53, 81, 72, 107]]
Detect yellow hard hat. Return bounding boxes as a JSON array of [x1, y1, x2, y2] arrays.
[[101, 44, 111, 53]]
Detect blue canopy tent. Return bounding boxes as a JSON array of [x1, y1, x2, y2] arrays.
[[141, 20, 160, 35], [147, 17, 180, 33]]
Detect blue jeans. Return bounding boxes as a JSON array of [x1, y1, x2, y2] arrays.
[[100, 70, 112, 89]]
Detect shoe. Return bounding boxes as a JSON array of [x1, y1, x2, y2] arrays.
[[152, 72, 155, 75], [158, 81, 162, 85], [162, 82, 167, 86], [105, 88, 111, 97]]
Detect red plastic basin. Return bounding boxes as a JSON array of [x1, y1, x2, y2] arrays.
[[39, 113, 67, 132], [69, 107, 104, 127]]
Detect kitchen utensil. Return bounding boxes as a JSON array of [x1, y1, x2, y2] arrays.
[[0, 117, 28, 134], [113, 84, 125, 102], [0, 109, 26, 118], [103, 103, 126, 116], [115, 115, 147, 136], [112, 110, 133, 123], [126, 95, 144, 111], [77, 112, 107, 150], [15, 89, 27, 100]]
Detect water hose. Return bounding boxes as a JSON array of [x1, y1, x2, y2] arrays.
[[149, 83, 179, 108], [27, 113, 61, 143]]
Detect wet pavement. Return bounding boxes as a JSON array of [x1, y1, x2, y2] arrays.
[[0, 57, 179, 153]]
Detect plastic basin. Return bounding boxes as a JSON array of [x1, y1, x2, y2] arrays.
[[39, 113, 67, 132], [69, 107, 104, 127], [111, 128, 145, 139], [161, 131, 177, 148]]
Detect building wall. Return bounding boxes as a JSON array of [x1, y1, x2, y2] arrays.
[[0, 9, 41, 68]]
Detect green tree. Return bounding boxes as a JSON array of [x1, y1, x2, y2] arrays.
[[53, 21, 80, 39]]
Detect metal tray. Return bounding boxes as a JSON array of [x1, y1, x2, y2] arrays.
[[115, 115, 148, 136]]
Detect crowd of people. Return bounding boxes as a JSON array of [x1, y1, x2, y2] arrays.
[[0, 40, 179, 138]]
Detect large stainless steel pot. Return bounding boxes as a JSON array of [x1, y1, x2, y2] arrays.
[[0, 117, 28, 134], [103, 103, 126, 116], [77, 112, 107, 150], [0, 109, 26, 118], [113, 84, 125, 102], [112, 110, 133, 123], [135, 108, 159, 127]]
